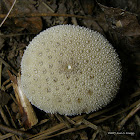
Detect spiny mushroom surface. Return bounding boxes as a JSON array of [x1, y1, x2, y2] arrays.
[[21, 25, 122, 115]]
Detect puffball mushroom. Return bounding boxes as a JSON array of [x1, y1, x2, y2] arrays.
[[21, 25, 122, 116]]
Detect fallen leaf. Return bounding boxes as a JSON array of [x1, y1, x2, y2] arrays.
[[98, 3, 140, 36]]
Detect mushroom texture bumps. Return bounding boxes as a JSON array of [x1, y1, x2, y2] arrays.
[[21, 25, 122, 115]]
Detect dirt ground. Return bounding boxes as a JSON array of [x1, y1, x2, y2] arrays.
[[0, 0, 140, 140]]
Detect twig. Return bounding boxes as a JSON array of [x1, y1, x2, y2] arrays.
[[0, 106, 10, 126], [1, 79, 13, 91], [26, 104, 119, 139], [94, 99, 140, 124], [26, 115, 85, 140], [10, 94, 18, 105], [40, 125, 87, 140], [0, 61, 2, 88], [0, 124, 32, 138], [27, 123, 67, 140], [88, 103, 121, 119], [35, 119, 49, 127], [64, 116, 76, 125], [5, 105, 17, 128], [27, 99, 140, 140], [82, 119, 98, 130], [42, 2, 55, 13], [0, 33, 35, 37], [0, 13, 92, 19], [55, 114, 71, 128], [91, 129, 100, 140], [27, 104, 120, 140], [0, 133, 14, 140], [118, 103, 140, 131], [2, 79, 10, 87], [5, 83, 13, 90], [0, 0, 17, 27]]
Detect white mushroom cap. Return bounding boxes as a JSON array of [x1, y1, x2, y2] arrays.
[[21, 25, 122, 115]]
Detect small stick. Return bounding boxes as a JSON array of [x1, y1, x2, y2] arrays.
[[0, 0, 17, 27], [42, 2, 55, 13], [5, 83, 13, 90], [0, 13, 91, 19], [82, 119, 98, 130], [0, 106, 10, 126], [0, 61, 2, 88], [35, 119, 49, 127], [5, 105, 17, 128], [10, 94, 18, 105], [42, 125, 87, 140], [0, 133, 14, 140], [55, 114, 71, 128], [2, 79, 10, 87], [27, 99, 140, 140], [0, 33, 35, 37], [30, 125, 87, 140], [0, 124, 32, 138], [88, 103, 121, 119], [64, 116, 76, 125], [91, 129, 100, 140], [118, 103, 140, 131]]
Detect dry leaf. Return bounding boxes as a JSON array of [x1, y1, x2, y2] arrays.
[[98, 3, 140, 36]]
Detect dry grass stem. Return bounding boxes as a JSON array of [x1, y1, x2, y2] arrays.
[[0, 0, 17, 27], [5, 105, 17, 128], [0, 133, 15, 140], [28, 123, 67, 140], [55, 114, 71, 128], [29, 125, 87, 140], [64, 116, 76, 125], [88, 103, 121, 119], [27, 100, 138, 140], [2, 79, 10, 86], [43, 125, 87, 140], [91, 129, 100, 140], [94, 99, 140, 124], [118, 103, 140, 130], [0, 106, 10, 126], [82, 119, 98, 130], [42, 2, 55, 13], [0, 61, 2, 88], [36, 119, 49, 127], [0, 124, 32, 138]]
